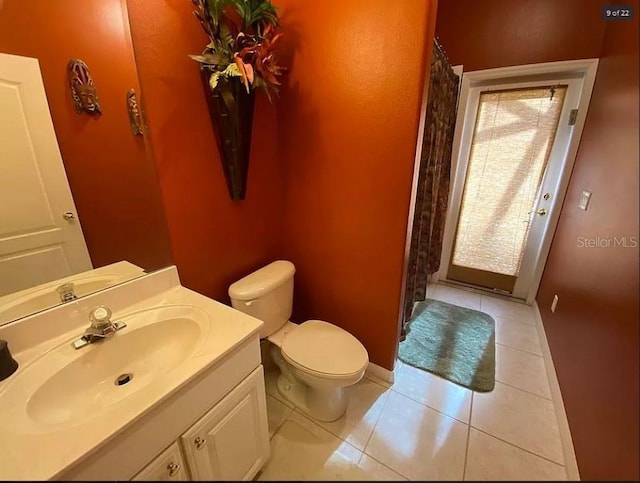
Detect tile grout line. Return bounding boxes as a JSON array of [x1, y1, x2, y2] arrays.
[[493, 378, 553, 401], [285, 394, 409, 480], [359, 392, 412, 482], [436, 284, 538, 319], [361, 399, 414, 482], [296, 392, 386, 456], [387, 386, 472, 424], [289, 407, 365, 464], [273, 406, 294, 436], [360, 380, 417, 480], [363, 373, 393, 390], [491, 314, 538, 326], [436, 281, 532, 306], [268, 403, 294, 441], [361, 388, 392, 454], [361, 452, 410, 481], [479, 291, 531, 306], [495, 340, 543, 357], [470, 426, 567, 469], [437, 281, 521, 301], [438, 289, 537, 325], [461, 392, 474, 481]]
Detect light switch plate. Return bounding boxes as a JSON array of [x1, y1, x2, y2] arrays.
[[579, 191, 592, 210]]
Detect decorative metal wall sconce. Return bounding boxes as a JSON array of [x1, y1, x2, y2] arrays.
[[67, 59, 102, 115], [127, 89, 144, 136]]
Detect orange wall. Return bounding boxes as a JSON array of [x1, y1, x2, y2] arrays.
[[0, 0, 172, 271], [274, 0, 438, 369], [126, 1, 283, 300], [537, 11, 639, 481], [436, 0, 605, 71]]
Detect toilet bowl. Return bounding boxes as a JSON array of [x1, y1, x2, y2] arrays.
[[269, 320, 368, 421], [229, 261, 369, 422]]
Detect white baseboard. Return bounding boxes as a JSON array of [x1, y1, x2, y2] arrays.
[[365, 362, 395, 385], [532, 302, 580, 481]]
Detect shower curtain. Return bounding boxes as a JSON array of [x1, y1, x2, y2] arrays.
[[401, 39, 460, 339]]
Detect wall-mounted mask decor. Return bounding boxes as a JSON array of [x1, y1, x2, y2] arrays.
[[127, 88, 143, 136], [189, 0, 285, 201], [67, 58, 102, 115]]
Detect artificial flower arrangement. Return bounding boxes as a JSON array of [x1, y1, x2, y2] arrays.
[[190, 0, 284, 100], [188, 0, 284, 200]]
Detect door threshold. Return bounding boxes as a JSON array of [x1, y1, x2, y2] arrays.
[[438, 279, 528, 304]]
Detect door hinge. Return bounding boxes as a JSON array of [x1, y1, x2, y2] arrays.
[[568, 109, 578, 125]]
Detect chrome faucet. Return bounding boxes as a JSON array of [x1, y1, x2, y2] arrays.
[[72, 305, 126, 349], [56, 283, 77, 303]]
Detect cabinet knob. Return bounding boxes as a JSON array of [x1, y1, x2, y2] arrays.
[[167, 462, 181, 477], [194, 436, 207, 450]]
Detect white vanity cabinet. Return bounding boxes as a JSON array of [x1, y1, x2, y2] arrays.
[[133, 443, 189, 481], [180, 367, 270, 480], [131, 367, 269, 482], [56, 334, 270, 482], [133, 367, 269, 482]]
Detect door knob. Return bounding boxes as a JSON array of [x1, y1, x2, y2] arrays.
[[528, 208, 547, 216], [62, 211, 75, 221]]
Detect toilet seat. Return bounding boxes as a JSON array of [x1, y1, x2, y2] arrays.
[[281, 320, 369, 379]]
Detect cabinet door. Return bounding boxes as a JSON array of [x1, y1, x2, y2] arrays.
[[180, 366, 270, 481], [132, 442, 189, 481]]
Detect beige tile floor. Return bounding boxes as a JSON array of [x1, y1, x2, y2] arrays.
[[259, 283, 567, 481]]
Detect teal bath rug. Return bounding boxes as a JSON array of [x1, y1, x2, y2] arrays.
[[399, 299, 496, 392]]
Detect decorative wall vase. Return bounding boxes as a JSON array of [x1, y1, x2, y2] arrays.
[[67, 59, 101, 115], [127, 88, 144, 136], [200, 67, 255, 201]]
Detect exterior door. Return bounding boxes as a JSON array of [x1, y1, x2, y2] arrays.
[[446, 76, 585, 298], [0, 53, 91, 296]]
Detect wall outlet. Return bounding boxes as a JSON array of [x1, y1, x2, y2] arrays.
[[579, 191, 592, 210], [551, 294, 559, 313]]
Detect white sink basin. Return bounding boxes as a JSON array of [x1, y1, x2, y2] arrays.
[[0, 304, 209, 430]]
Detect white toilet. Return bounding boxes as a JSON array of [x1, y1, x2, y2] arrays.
[[229, 260, 369, 422]]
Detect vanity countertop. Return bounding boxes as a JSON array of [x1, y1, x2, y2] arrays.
[[0, 283, 263, 480]]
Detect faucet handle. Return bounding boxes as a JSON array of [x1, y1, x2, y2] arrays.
[[89, 305, 112, 328], [56, 283, 77, 303]]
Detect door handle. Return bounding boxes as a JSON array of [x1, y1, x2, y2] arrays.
[[528, 208, 547, 216], [62, 211, 75, 221]]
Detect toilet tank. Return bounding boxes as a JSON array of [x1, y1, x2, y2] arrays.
[[228, 260, 295, 338]]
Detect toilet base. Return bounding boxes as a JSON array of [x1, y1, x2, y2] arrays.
[[270, 343, 348, 422], [276, 373, 347, 422]]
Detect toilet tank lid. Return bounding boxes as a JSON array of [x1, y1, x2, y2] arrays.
[[228, 260, 295, 301]]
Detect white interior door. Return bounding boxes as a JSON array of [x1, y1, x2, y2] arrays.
[[0, 53, 92, 296]]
